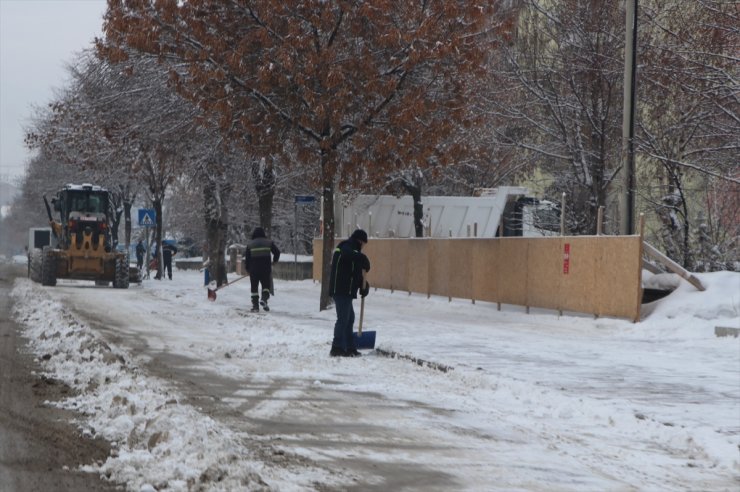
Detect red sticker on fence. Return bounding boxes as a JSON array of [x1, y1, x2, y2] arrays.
[[563, 243, 571, 274]]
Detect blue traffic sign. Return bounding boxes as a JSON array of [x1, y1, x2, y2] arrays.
[[138, 208, 156, 227], [294, 195, 316, 203]]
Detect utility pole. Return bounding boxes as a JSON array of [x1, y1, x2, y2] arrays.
[[620, 0, 638, 235]]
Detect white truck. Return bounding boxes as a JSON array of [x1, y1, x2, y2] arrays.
[[28, 227, 53, 250], [333, 186, 560, 238], [27, 227, 53, 280]]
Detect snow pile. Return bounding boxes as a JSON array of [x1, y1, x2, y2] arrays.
[[643, 271, 682, 290], [643, 272, 740, 330], [11, 281, 268, 491]]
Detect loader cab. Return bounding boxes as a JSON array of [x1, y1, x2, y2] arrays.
[[53, 184, 112, 251], [54, 184, 110, 217]]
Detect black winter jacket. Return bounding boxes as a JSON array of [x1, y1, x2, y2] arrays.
[[162, 243, 177, 261], [329, 238, 370, 298], [244, 237, 280, 276]]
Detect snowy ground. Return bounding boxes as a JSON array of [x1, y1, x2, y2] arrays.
[[9, 264, 740, 491]]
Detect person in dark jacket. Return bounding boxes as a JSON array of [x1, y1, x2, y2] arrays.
[[329, 229, 371, 357], [161, 240, 178, 280], [244, 227, 280, 312], [135, 240, 145, 270]]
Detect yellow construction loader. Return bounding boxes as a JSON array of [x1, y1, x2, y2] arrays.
[[30, 183, 136, 288]]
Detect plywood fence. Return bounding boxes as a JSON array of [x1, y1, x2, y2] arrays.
[[314, 236, 643, 322]]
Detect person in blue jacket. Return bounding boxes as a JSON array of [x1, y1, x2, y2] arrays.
[[329, 229, 370, 357]]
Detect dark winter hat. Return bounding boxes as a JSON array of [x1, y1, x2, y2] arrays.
[[252, 227, 266, 239], [350, 229, 368, 243]]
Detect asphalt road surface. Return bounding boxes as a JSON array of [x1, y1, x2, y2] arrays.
[[0, 262, 121, 491]]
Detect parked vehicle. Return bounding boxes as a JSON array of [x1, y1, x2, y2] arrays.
[[334, 187, 560, 238]]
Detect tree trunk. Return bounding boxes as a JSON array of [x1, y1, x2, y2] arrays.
[[110, 194, 122, 248], [123, 199, 133, 249], [153, 197, 163, 279], [411, 187, 424, 238], [400, 171, 424, 237], [112, 212, 121, 247], [258, 191, 273, 234], [203, 181, 231, 287], [319, 175, 335, 311], [252, 158, 275, 236]]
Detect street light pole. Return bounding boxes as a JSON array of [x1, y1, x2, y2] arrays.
[[620, 0, 638, 235]]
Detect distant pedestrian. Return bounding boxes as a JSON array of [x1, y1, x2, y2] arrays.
[[161, 240, 178, 280], [135, 240, 145, 270], [244, 227, 280, 312], [329, 229, 370, 357]]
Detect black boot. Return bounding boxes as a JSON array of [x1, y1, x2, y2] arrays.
[[251, 298, 259, 312], [260, 291, 270, 311]]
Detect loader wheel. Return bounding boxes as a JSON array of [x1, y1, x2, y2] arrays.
[[41, 247, 57, 286], [29, 249, 43, 283], [113, 255, 130, 289]]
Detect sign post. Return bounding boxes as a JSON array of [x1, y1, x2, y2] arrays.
[[138, 208, 156, 279]]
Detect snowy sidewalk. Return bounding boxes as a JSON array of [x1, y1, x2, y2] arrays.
[[10, 269, 740, 491]]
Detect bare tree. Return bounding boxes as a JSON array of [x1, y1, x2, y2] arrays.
[[27, 49, 215, 278], [637, 0, 739, 269], [99, 0, 507, 309], [489, 0, 626, 235]]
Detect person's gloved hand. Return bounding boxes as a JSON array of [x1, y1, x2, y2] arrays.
[[360, 281, 370, 297]]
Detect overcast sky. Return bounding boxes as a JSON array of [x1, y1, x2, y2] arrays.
[[0, 0, 106, 182]]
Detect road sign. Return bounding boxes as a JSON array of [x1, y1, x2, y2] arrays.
[[138, 208, 156, 227], [294, 195, 316, 204]]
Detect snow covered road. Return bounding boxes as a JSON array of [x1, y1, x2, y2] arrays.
[[10, 269, 740, 491]]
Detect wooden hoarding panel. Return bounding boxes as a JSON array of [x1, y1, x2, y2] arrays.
[[428, 239, 450, 297], [526, 237, 563, 311], [472, 239, 499, 303], [495, 238, 528, 306], [390, 239, 410, 292], [558, 237, 599, 314], [448, 239, 474, 300], [407, 239, 430, 294], [316, 236, 641, 321], [364, 239, 391, 289], [595, 237, 642, 319]]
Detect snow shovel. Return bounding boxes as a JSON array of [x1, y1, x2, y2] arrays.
[[207, 274, 249, 301], [353, 275, 376, 350]]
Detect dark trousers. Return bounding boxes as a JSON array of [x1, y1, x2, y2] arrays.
[[332, 294, 356, 352], [249, 271, 272, 306], [163, 258, 173, 279]]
